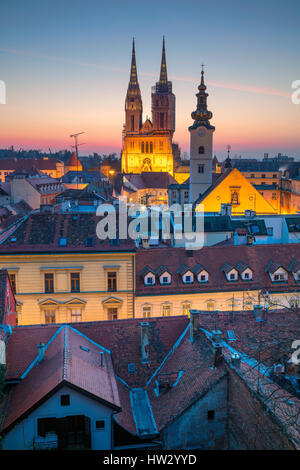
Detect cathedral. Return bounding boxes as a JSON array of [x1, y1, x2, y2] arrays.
[[121, 38, 175, 175]]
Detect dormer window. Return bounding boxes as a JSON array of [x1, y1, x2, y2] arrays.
[[197, 271, 209, 283], [145, 274, 155, 286], [266, 262, 288, 282], [160, 274, 171, 285], [182, 271, 194, 284]]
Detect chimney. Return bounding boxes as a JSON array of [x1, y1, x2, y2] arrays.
[[253, 305, 265, 322], [37, 342, 46, 363], [100, 351, 104, 368], [212, 330, 223, 343], [141, 322, 150, 364], [0, 339, 6, 365], [189, 310, 200, 342], [213, 341, 223, 367], [231, 353, 241, 368]]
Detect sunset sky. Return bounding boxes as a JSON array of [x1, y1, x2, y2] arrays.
[[1, 0, 300, 159]]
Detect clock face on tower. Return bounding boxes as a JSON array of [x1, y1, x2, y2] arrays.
[[197, 128, 206, 137]]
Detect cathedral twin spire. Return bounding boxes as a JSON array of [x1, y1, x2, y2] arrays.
[[127, 37, 168, 92]]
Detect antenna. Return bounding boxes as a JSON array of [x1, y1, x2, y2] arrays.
[[70, 132, 85, 189]]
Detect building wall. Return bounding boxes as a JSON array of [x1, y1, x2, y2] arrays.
[[135, 289, 298, 318], [228, 368, 295, 450], [161, 377, 227, 449], [11, 179, 40, 209], [0, 253, 135, 325], [2, 385, 114, 450]]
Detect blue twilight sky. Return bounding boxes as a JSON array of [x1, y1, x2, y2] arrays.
[[0, 0, 299, 158]]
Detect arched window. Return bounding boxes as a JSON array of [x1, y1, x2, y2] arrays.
[[146, 142, 149, 153], [141, 142, 144, 153], [131, 116, 134, 132], [150, 142, 153, 153], [198, 146, 205, 154]]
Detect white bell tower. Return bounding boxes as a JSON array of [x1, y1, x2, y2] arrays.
[[189, 66, 215, 205]]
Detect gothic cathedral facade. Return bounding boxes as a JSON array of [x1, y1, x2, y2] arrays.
[[121, 38, 175, 175]]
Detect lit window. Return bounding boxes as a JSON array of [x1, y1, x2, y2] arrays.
[[182, 302, 191, 315], [143, 305, 152, 318], [207, 301, 215, 311], [162, 304, 171, 316]]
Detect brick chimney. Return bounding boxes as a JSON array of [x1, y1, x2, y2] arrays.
[[37, 342, 46, 364], [141, 322, 150, 364], [189, 310, 200, 342], [213, 342, 223, 368], [253, 305, 265, 322]]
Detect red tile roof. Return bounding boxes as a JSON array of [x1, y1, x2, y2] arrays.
[[2, 325, 121, 433], [0, 158, 62, 171], [136, 244, 300, 296], [0, 213, 135, 253]]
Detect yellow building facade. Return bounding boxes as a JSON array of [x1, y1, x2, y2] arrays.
[[196, 168, 277, 215], [1, 252, 135, 325], [121, 38, 175, 175]]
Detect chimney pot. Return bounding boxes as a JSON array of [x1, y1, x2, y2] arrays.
[[141, 322, 150, 364], [231, 353, 241, 368], [37, 342, 46, 363], [189, 310, 200, 342]]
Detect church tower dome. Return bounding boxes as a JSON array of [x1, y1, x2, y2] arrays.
[[189, 66, 215, 204]]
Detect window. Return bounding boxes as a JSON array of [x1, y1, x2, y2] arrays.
[[250, 174, 255, 178], [230, 273, 236, 280], [70, 272, 80, 293], [141, 142, 145, 153], [198, 146, 205, 154], [160, 112, 164, 129], [261, 174, 266, 178], [145, 275, 155, 286], [272, 193, 277, 200], [207, 301, 215, 311], [274, 273, 286, 281], [95, 420, 105, 430], [9, 273, 16, 294], [131, 115, 134, 132], [199, 274, 207, 282], [273, 174, 277, 178], [44, 273, 54, 293], [198, 164, 204, 173], [70, 308, 82, 323], [107, 272, 117, 291], [184, 190, 189, 200], [231, 191, 239, 205], [244, 272, 250, 279], [161, 275, 170, 285], [150, 142, 153, 153], [143, 305, 152, 318], [267, 227, 273, 236], [37, 417, 57, 437], [108, 308, 118, 320], [207, 410, 215, 421], [44, 309, 56, 324], [182, 302, 191, 316], [60, 394, 70, 406], [162, 304, 171, 316]]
